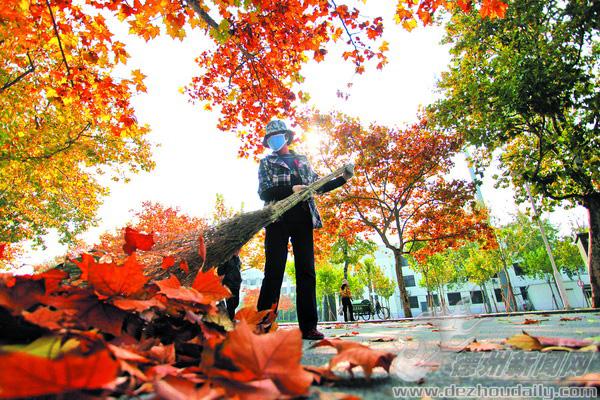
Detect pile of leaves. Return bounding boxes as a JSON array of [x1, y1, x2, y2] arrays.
[[0, 230, 396, 399]]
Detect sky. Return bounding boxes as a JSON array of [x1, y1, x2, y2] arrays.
[[17, 5, 588, 268]]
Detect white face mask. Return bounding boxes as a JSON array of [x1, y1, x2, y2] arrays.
[[267, 134, 287, 152]]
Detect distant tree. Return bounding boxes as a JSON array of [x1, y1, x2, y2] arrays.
[[329, 236, 377, 279], [93, 201, 207, 258], [372, 265, 396, 305]]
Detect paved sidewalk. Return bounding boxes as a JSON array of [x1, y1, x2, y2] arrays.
[[295, 312, 600, 399]]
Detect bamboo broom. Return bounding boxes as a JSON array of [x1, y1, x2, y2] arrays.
[[144, 163, 354, 285]]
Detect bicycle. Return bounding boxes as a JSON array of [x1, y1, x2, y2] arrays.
[[352, 299, 391, 321]]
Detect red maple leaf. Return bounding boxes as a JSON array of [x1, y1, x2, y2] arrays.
[[123, 227, 155, 255], [0, 349, 119, 398], [87, 253, 148, 298], [161, 256, 175, 270], [191, 268, 230, 302], [198, 234, 206, 266], [22, 306, 76, 330], [0, 243, 6, 260]]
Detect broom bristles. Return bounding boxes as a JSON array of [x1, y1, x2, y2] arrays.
[[145, 163, 351, 285]]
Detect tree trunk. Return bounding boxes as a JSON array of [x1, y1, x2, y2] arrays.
[[392, 249, 412, 318], [583, 193, 600, 308]]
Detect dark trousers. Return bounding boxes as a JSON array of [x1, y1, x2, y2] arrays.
[[342, 297, 354, 322], [257, 218, 317, 332], [218, 256, 242, 320]]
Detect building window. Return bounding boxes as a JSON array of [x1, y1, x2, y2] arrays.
[[470, 290, 483, 304], [408, 296, 419, 309], [494, 288, 503, 302], [404, 275, 416, 287], [513, 263, 525, 276], [447, 292, 461, 306], [519, 286, 529, 301]]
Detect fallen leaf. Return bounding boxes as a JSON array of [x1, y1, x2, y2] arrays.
[[560, 316, 582, 321], [505, 332, 543, 351], [541, 346, 573, 352], [88, 253, 148, 298], [303, 365, 342, 384], [562, 372, 600, 388], [464, 340, 504, 352], [0, 349, 119, 398], [107, 344, 150, 363], [369, 336, 396, 342], [155, 275, 209, 305], [522, 318, 541, 325], [0, 336, 79, 359], [111, 297, 166, 312], [212, 320, 312, 396], [154, 376, 223, 400], [329, 346, 396, 379], [191, 268, 230, 302], [22, 306, 76, 330], [536, 335, 593, 348]]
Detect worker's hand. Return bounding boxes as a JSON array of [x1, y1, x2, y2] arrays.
[[343, 163, 355, 180], [292, 185, 308, 193]]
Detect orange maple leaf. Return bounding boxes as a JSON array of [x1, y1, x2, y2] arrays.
[[87, 253, 148, 298], [212, 320, 312, 396], [191, 268, 230, 302], [480, 0, 508, 19], [0, 349, 119, 398], [154, 275, 210, 305]]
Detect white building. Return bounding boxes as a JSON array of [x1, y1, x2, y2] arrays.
[[238, 245, 591, 321], [372, 247, 591, 318]]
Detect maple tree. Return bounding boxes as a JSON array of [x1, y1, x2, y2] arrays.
[[92, 201, 207, 258], [309, 111, 494, 317], [429, 0, 599, 306], [1, 0, 508, 170], [0, 1, 154, 247]]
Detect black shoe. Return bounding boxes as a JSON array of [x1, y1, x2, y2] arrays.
[[302, 328, 325, 340]]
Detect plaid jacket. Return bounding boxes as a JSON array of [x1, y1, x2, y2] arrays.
[[258, 151, 323, 229]]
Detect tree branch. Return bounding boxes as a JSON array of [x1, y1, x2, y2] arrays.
[[1, 123, 91, 162], [45, 0, 71, 79], [0, 53, 35, 94]]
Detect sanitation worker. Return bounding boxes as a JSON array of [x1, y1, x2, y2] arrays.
[[257, 119, 353, 340]]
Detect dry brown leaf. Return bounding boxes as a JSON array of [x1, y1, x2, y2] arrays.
[[560, 316, 583, 321], [368, 336, 396, 342]]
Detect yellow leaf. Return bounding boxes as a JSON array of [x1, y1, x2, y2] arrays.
[[402, 19, 418, 31], [505, 333, 543, 351]]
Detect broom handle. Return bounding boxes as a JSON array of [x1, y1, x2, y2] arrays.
[[269, 163, 352, 223]]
